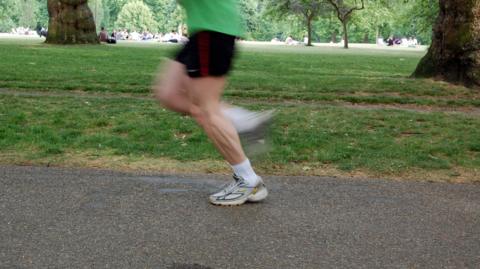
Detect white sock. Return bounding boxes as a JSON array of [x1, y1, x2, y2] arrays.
[[232, 159, 259, 186]]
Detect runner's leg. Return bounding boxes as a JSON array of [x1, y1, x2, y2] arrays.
[[153, 59, 191, 114], [187, 76, 247, 166]]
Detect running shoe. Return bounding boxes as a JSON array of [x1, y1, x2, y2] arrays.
[[237, 110, 275, 155], [210, 174, 268, 202], [209, 175, 268, 206]]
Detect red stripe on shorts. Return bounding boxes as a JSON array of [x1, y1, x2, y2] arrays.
[[198, 32, 210, 76]]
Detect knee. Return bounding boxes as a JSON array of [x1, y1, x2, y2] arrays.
[[190, 106, 216, 127], [153, 83, 171, 106]]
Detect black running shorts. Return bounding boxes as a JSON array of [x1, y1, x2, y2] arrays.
[[175, 31, 236, 78]]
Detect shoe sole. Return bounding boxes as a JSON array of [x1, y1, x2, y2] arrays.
[[209, 198, 249, 206], [247, 185, 268, 202]]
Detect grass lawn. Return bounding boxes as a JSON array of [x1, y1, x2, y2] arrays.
[[1, 38, 479, 182]]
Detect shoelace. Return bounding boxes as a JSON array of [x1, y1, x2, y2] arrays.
[[222, 181, 239, 194], [217, 175, 258, 196], [225, 179, 256, 196], [216, 176, 239, 194]]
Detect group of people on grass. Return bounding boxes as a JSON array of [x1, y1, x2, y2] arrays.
[[9, 27, 39, 36], [270, 34, 420, 48], [98, 27, 189, 44], [384, 36, 419, 47], [270, 36, 307, 46]]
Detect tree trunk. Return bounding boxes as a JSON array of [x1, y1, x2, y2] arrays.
[[342, 20, 348, 49], [413, 0, 479, 88], [331, 31, 337, 43], [363, 32, 369, 43], [46, 0, 99, 44], [307, 16, 313, 46]]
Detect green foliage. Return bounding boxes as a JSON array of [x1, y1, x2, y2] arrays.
[[89, 0, 107, 31], [241, 0, 306, 41], [0, 0, 18, 32], [256, 0, 437, 44], [35, 0, 48, 28], [326, 0, 366, 47], [393, 0, 439, 44], [350, 0, 439, 44], [0, 0, 48, 31], [18, 0, 38, 29], [144, 0, 184, 33], [263, 0, 330, 18], [314, 13, 341, 42], [350, 0, 394, 42], [104, 0, 129, 28], [1, 0, 438, 44], [239, 0, 261, 39], [115, 0, 158, 32], [263, 0, 332, 44]]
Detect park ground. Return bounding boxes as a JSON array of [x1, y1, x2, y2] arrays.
[[0, 37, 479, 183], [1, 165, 479, 268]]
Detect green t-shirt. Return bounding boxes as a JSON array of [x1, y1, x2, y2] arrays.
[[178, 0, 244, 37]]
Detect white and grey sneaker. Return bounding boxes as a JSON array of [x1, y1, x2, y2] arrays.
[[210, 174, 268, 202], [223, 107, 275, 154], [209, 175, 268, 206]]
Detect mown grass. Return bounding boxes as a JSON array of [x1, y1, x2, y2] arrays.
[[1, 39, 479, 107], [0, 38, 479, 181], [1, 94, 479, 180]]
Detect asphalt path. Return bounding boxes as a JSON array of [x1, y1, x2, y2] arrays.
[[1, 165, 479, 268]]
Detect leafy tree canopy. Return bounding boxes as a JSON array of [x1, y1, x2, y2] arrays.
[[2, 0, 439, 45], [115, 0, 157, 32]]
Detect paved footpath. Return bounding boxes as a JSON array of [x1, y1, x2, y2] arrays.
[[1, 165, 479, 269]]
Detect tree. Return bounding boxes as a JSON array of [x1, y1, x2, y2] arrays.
[[46, 0, 99, 44], [391, 0, 439, 44], [314, 13, 341, 42], [17, 0, 38, 29], [103, 0, 128, 29], [264, 0, 330, 46], [326, 0, 365, 48], [89, 0, 106, 31], [35, 0, 50, 28], [239, 0, 261, 39], [115, 0, 157, 32], [0, 0, 17, 32], [143, 0, 184, 33], [0, 0, 438, 44], [413, 0, 479, 88], [351, 0, 393, 43]]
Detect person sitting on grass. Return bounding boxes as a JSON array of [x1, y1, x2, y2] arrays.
[[99, 27, 117, 44], [387, 36, 394, 46], [99, 27, 109, 42]]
